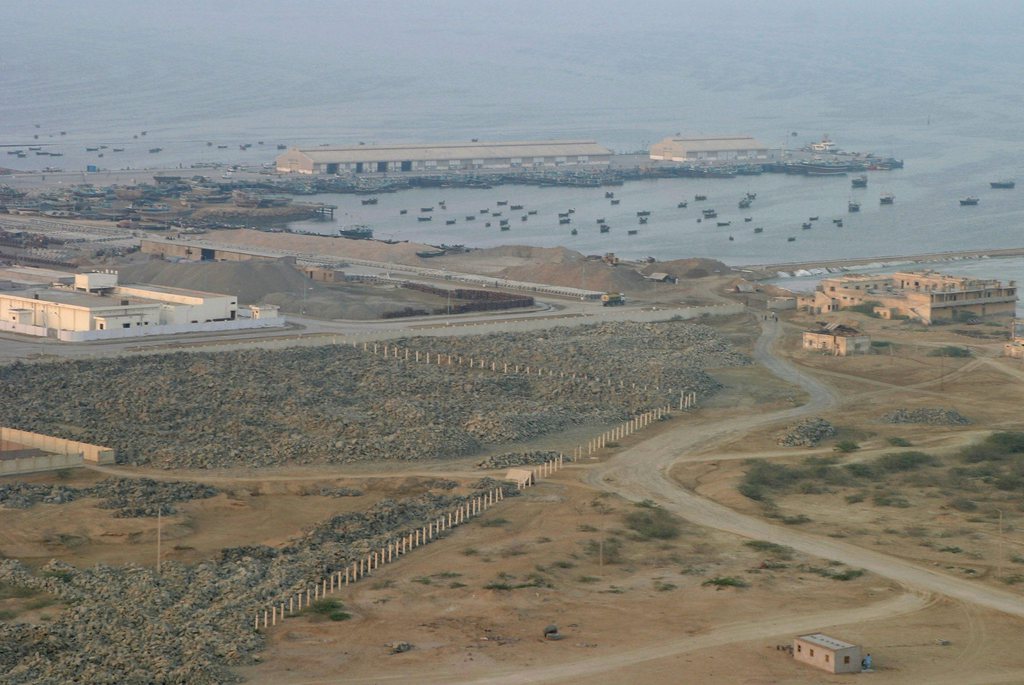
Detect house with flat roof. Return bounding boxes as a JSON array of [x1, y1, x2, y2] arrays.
[[793, 633, 862, 674]]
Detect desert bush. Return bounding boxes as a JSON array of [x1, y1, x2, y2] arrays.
[[743, 540, 794, 559], [624, 503, 682, 540], [928, 346, 972, 357], [834, 440, 861, 453], [888, 436, 913, 447], [702, 576, 749, 588], [874, 451, 939, 472]]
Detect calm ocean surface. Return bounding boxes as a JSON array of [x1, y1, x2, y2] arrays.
[[4, 1, 1024, 271]]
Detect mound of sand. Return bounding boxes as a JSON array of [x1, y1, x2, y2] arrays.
[[641, 257, 731, 280], [119, 259, 319, 304]]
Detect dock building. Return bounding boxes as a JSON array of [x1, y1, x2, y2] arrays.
[[276, 140, 612, 175], [648, 136, 771, 163], [0, 271, 281, 341], [798, 271, 1018, 324]]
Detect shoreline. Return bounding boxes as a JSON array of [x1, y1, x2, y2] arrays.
[[735, 247, 1024, 280]]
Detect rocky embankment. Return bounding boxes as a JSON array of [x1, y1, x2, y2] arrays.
[[882, 408, 971, 425], [0, 322, 747, 469], [476, 451, 561, 470], [0, 478, 218, 516], [0, 482, 514, 684], [777, 418, 837, 447]]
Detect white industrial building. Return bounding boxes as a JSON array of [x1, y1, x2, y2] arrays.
[[649, 136, 771, 162], [0, 271, 282, 341], [276, 140, 612, 175]]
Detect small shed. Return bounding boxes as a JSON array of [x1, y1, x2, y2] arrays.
[[505, 468, 534, 489], [793, 633, 862, 674]]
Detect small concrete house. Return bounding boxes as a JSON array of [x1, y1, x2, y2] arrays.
[[802, 323, 870, 356], [793, 633, 862, 674]]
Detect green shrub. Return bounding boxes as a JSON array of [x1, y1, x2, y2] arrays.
[[306, 597, 348, 620], [874, 451, 939, 472], [949, 498, 978, 512], [927, 346, 971, 357], [480, 517, 509, 527], [961, 432, 1024, 463], [834, 440, 861, 453], [845, 492, 866, 504], [743, 540, 795, 559], [624, 504, 682, 540], [702, 576, 749, 588], [888, 437, 913, 447], [781, 514, 812, 525]]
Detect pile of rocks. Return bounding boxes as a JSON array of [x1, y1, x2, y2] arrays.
[[0, 481, 514, 684], [477, 451, 561, 470], [882, 408, 971, 425], [0, 322, 747, 470], [777, 418, 837, 447], [299, 485, 364, 498], [0, 478, 219, 516]]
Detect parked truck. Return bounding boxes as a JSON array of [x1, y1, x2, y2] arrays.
[[601, 292, 625, 306]]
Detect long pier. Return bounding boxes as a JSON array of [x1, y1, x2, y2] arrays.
[[737, 246, 1024, 279]]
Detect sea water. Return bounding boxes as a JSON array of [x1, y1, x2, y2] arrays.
[[4, 1, 1024, 270]]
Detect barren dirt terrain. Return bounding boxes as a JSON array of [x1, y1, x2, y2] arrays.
[[3, 279, 1024, 684]]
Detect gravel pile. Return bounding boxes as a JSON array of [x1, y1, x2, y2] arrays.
[[0, 478, 219, 516], [0, 483, 511, 684], [777, 418, 837, 447], [299, 485, 364, 498], [881, 408, 971, 425], [477, 451, 561, 469], [0, 322, 746, 470]]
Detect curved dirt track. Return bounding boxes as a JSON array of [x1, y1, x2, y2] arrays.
[[587, 318, 1024, 620]]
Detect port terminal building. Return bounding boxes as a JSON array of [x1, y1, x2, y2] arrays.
[[798, 271, 1018, 324], [0, 271, 282, 341], [276, 140, 612, 175], [648, 136, 771, 163]]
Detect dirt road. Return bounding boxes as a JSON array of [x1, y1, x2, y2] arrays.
[[587, 318, 1024, 620]]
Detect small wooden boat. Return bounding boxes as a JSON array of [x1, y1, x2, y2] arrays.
[[627, 229, 638, 235], [677, 201, 688, 208]]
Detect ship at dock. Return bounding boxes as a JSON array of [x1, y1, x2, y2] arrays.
[[991, 180, 1016, 189], [338, 225, 373, 240]]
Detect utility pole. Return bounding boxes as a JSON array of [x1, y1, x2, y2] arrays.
[[156, 505, 162, 574], [996, 508, 1004, 582]]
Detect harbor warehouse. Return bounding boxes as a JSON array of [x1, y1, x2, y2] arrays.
[[276, 140, 612, 175], [649, 136, 770, 162]]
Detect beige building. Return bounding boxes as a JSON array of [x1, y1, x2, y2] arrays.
[[0, 271, 278, 341], [276, 140, 612, 175], [793, 633, 862, 674], [802, 323, 870, 356], [649, 135, 771, 163], [799, 271, 1018, 324]]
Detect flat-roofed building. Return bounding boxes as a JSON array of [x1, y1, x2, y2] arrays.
[[799, 271, 1018, 324], [276, 140, 612, 175], [0, 270, 283, 341], [649, 136, 771, 163], [793, 633, 862, 674], [1005, 318, 1024, 359]]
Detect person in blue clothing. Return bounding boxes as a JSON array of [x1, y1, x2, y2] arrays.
[[862, 653, 873, 670]]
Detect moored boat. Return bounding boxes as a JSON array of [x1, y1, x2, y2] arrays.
[[851, 175, 868, 188], [879, 192, 895, 205], [959, 196, 980, 206], [848, 200, 860, 212], [991, 180, 1016, 189]]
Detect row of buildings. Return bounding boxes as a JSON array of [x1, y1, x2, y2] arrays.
[[0, 270, 281, 341], [274, 136, 770, 175]]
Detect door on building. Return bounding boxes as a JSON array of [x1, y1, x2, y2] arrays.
[[200, 248, 216, 261], [401, 161, 412, 172], [326, 163, 339, 174], [355, 162, 364, 173], [377, 161, 388, 173]]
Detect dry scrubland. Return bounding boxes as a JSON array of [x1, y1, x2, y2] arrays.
[[0, 319, 755, 683], [0, 321, 748, 469]]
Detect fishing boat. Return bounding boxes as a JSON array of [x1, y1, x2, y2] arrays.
[[497, 200, 508, 206], [599, 224, 610, 233], [361, 197, 378, 205], [521, 215, 528, 221], [570, 228, 578, 235], [717, 221, 730, 227], [595, 218, 606, 224], [848, 200, 861, 212], [738, 198, 752, 209], [802, 222, 813, 229], [559, 218, 571, 225], [636, 210, 651, 217], [420, 207, 433, 212], [605, 191, 614, 198], [399, 209, 408, 215], [851, 175, 868, 188], [610, 199, 620, 205], [701, 208, 718, 218], [808, 216, 818, 221], [148, 147, 162, 153], [112, 148, 124, 152], [339, 225, 373, 239], [465, 215, 475, 221], [744, 217, 752, 222], [787, 236, 796, 242], [277, 144, 287, 150], [959, 197, 980, 206], [677, 201, 688, 208], [638, 217, 648, 224], [879, 193, 895, 205], [446, 219, 457, 225], [835, 219, 844, 227], [527, 209, 538, 215], [417, 216, 432, 222], [627, 229, 638, 235], [991, 180, 1016, 189], [753, 227, 764, 233], [500, 225, 510, 231], [499, 219, 509, 226], [694, 194, 707, 201], [417, 250, 446, 258], [510, 204, 523, 210]]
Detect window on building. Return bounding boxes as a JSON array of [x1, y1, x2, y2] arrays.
[[844, 656, 850, 664], [122, 323, 130, 328], [810, 649, 815, 657], [825, 654, 830, 663], [797, 645, 802, 653]]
